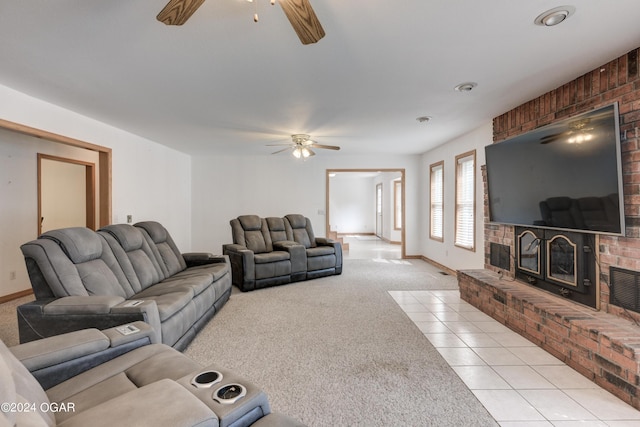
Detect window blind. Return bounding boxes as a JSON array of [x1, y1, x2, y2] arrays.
[[430, 162, 444, 240], [455, 152, 475, 250]]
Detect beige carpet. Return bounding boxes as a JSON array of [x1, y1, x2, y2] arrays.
[[184, 259, 497, 426]]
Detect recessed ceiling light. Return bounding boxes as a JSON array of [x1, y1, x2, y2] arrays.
[[416, 116, 432, 123], [454, 82, 477, 92], [534, 6, 575, 26]]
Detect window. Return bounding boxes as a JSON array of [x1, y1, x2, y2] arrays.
[[455, 150, 476, 251], [394, 179, 402, 230], [430, 161, 444, 241]]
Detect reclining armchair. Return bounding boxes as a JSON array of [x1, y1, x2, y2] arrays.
[[0, 323, 304, 426], [223, 215, 306, 292], [284, 214, 342, 279]]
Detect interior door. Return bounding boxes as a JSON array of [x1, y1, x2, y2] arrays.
[[38, 154, 96, 234], [376, 183, 382, 238]]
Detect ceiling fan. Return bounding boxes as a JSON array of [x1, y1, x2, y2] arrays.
[[268, 134, 340, 158], [157, 0, 325, 45], [539, 118, 594, 145]]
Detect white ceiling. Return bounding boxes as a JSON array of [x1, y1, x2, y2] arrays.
[[1, 1, 640, 157]]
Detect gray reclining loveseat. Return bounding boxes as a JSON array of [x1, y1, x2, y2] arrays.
[[17, 221, 231, 350], [223, 214, 342, 292], [0, 323, 304, 427]]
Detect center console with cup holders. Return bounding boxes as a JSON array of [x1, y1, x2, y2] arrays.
[[179, 366, 271, 427]]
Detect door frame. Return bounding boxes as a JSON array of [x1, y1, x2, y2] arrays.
[[326, 168, 406, 258], [0, 118, 111, 229], [37, 154, 96, 234]]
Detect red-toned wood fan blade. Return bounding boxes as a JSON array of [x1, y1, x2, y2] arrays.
[[278, 0, 325, 45], [157, 0, 206, 26], [311, 143, 340, 150]]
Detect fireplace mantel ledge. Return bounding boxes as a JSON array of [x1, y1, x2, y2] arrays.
[[458, 268, 640, 409]]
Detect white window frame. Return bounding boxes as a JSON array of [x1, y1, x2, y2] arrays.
[[394, 179, 402, 230], [429, 161, 444, 242], [455, 150, 476, 251]]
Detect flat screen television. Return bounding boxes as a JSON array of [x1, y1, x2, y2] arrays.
[[485, 102, 625, 235]]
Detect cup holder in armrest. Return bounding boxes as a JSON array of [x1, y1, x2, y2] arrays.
[[213, 384, 246, 405], [191, 370, 223, 388]]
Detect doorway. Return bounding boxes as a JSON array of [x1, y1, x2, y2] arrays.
[[38, 154, 96, 234], [326, 169, 405, 258]]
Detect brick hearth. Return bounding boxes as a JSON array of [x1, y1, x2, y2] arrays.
[[459, 269, 640, 410]]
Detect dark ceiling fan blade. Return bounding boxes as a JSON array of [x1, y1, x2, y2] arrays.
[[157, 0, 206, 25], [271, 146, 293, 154], [278, 0, 325, 45], [539, 131, 568, 144], [311, 143, 340, 150]]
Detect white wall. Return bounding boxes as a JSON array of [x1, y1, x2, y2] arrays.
[[191, 154, 421, 255], [420, 123, 492, 271], [0, 84, 191, 298], [328, 174, 375, 234]]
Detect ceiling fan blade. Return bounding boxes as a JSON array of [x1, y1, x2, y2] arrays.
[[157, 0, 206, 26], [311, 143, 340, 150], [266, 143, 294, 146], [271, 146, 292, 155], [278, 0, 325, 45]]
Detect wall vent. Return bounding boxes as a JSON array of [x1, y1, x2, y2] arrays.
[[490, 243, 510, 271], [610, 267, 640, 313]]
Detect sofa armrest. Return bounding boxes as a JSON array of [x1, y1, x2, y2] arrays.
[[58, 379, 218, 427], [273, 241, 307, 274], [42, 295, 125, 315], [223, 244, 256, 291], [17, 298, 161, 346], [314, 238, 343, 269], [183, 252, 226, 267], [10, 328, 110, 371], [10, 321, 157, 389]]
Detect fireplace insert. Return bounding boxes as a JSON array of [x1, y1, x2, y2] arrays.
[[515, 226, 597, 308]]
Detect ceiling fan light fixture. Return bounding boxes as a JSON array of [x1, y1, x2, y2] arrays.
[[534, 6, 575, 26]]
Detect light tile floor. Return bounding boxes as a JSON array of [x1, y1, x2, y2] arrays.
[[389, 289, 640, 427]]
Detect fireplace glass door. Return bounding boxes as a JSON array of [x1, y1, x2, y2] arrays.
[[547, 235, 576, 286], [514, 226, 596, 308], [518, 230, 541, 276]]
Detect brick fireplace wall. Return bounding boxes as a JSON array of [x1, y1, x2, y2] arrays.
[[467, 47, 640, 409], [485, 47, 640, 322]]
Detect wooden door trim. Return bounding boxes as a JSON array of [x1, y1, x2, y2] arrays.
[[38, 154, 96, 234], [0, 118, 111, 228]]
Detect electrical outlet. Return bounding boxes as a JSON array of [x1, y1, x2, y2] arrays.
[[9, 271, 16, 280], [127, 215, 133, 224]]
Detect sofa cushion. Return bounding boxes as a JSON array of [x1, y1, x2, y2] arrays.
[[265, 217, 288, 243], [284, 214, 316, 248], [131, 290, 193, 322], [135, 221, 187, 277], [254, 251, 290, 264], [42, 228, 102, 264], [39, 229, 130, 298], [99, 225, 165, 293], [234, 215, 273, 254]]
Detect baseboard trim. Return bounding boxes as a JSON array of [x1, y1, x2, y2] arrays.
[[419, 256, 457, 277], [0, 289, 33, 304]]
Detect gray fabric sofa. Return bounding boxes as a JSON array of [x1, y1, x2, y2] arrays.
[[0, 324, 305, 427], [17, 221, 232, 351], [223, 214, 342, 292]]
